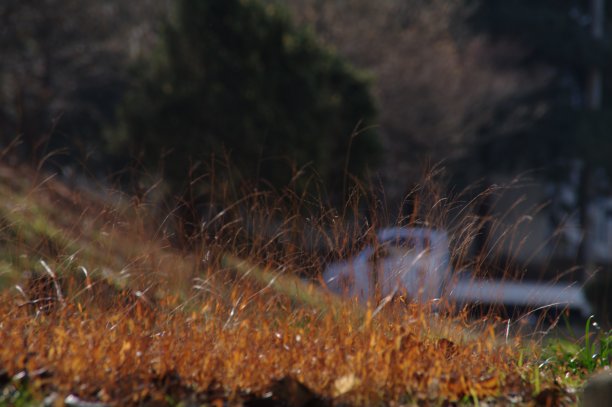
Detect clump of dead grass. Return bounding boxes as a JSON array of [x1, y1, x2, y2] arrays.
[[0, 284, 531, 405], [0, 162, 576, 405]]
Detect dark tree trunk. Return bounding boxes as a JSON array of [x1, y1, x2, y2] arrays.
[[577, 162, 593, 280]]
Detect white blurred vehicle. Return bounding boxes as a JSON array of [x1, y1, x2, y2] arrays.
[[323, 227, 592, 318], [323, 227, 452, 303]]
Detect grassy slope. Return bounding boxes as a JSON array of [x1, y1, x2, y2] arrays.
[[0, 163, 599, 406], [0, 165, 201, 294]]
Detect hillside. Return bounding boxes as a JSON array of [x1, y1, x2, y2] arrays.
[[0, 163, 595, 406]]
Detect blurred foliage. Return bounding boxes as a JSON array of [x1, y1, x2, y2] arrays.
[[471, 0, 612, 68], [0, 0, 170, 168], [468, 0, 612, 176], [110, 0, 380, 192], [280, 0, 543, 198], [3, 0, 612, 212], [466, 0, 612, 269]]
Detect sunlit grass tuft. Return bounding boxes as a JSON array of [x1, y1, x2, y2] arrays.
[[0, 162, 597, 405], [0, 289, 528, 405]]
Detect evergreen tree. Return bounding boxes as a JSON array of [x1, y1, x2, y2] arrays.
[[111, 0, 380, 191]]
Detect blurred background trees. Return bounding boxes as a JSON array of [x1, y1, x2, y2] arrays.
[[110, 0, 380, 192], [1, 0, 611, 206], [466, 0, 612, 318], [2, 0, 612, 313], [468, 1, 612, 272], [279, 0, 547, 200], [0, 0, 170, 169], [468, 0, 612, 176]]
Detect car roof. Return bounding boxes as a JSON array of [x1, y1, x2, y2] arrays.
[[376, 227, 448, 244]]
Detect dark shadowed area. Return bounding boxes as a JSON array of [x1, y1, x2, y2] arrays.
[[0, 0, 611, 405]]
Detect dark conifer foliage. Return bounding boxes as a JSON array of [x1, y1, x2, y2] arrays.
[[111, 0, 380, 190]]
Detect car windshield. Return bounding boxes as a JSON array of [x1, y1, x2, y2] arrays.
[[368, 240, 416, 263], [384, 236, 417, 250]]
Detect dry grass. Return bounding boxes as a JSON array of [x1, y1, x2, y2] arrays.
[[0, 163, 580, 405], [0, 291, 531, 405]]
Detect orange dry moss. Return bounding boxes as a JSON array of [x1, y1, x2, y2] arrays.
[[0, 286, 530, 405]]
